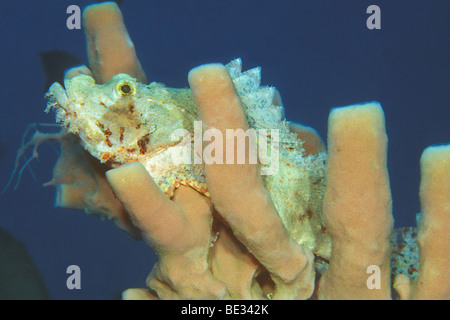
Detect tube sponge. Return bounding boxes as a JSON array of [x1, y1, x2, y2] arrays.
[[414, 144, 450, 299], [82, 1, 147, 84], [188, 64, 316, 299], [318, 102, 394, 299]]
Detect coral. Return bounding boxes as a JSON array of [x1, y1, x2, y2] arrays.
[[17, 2, 449, 299], [0, 228, 50, 299]]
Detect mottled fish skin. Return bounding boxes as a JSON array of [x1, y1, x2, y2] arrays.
[[45, 59, 419, 278], [390, 227, 419, 281]]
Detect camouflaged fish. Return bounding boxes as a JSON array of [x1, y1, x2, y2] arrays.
[[44, 58, 419, 280]]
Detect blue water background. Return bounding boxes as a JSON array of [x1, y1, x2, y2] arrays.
[[0, 0, 448, 299]]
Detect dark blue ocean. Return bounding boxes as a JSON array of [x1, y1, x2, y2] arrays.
[[0, 0, 448, 299]]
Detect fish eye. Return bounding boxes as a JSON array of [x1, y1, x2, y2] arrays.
[[116, 81, 136, 97], [121, 84, 131, 94]]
